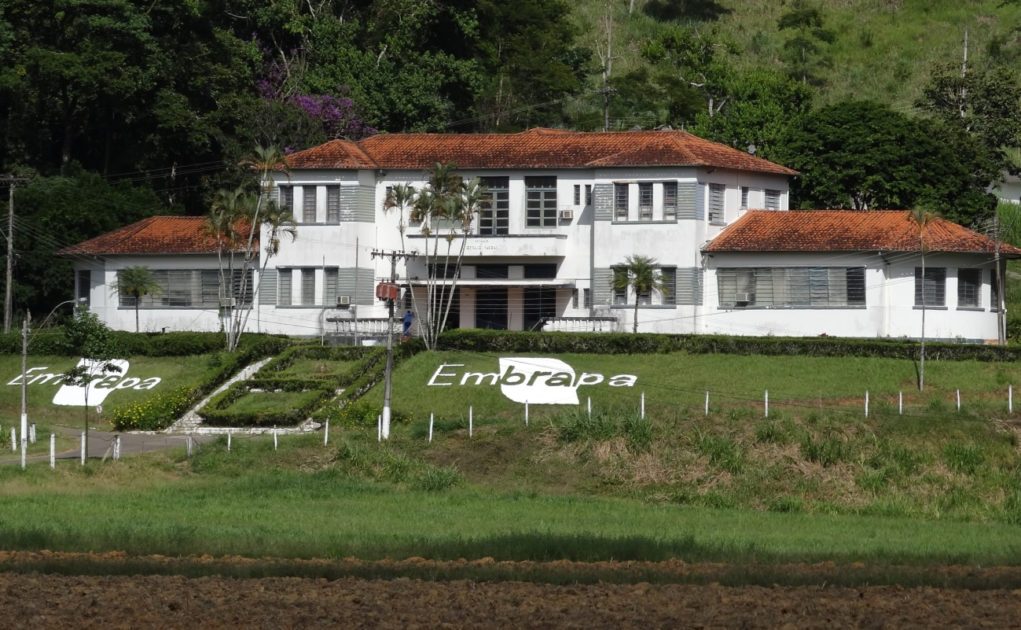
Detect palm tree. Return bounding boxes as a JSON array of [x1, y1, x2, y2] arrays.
[[910, 207, 934, 391], [612, 255, 669, 333], [111, 266, 161, 332]]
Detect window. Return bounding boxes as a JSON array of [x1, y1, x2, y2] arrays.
[[709, 183, 725, 223], [325, 268, 338, 305], [765, 189, 780, 210], [915, 267, 946, 307], [118, 269, 252, 308], [573, 185, 580, 205], [524, 263, 557, 279], [639, 183, 653, 220], [525, 176, 557, 227], [661, 268, 676, 306], [957, 268, 981, 308], [583, 288, 592, 308], [76, 270, 91, 306], [585, 185, 592, 206], [663, 182, 677, 220], [740, 186, 749, 210], [300, 268, 315, 305], [614, 183, 629, 220], [572, 289, 579, 308], [479, 177, 509, 235], [279, 269, 292, 306], [612, 267, 628, 305], [279, 186, 293, 211], [326, 186, 340, 222], [302, 186, 316, 222], [718, 267, 866, 308]]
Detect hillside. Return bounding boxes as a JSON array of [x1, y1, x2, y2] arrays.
[[570, 0, 1021, 126]]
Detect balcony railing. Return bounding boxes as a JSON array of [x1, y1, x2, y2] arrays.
[[542, 316, 619, 333]]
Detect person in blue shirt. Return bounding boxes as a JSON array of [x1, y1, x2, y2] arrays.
[[402, 310, 413, 338]]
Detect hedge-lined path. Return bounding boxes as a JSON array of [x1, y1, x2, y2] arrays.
[[167, 357, 273, 434]]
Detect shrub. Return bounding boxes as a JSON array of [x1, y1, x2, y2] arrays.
[[943, 443, 985, 475], [695, 432, 744, 473], [800, 435, 849, 467], [109, 386, 195, 431], [415, 465, 462, 491]]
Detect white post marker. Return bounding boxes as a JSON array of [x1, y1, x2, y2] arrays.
[[273, 428, 278, 451], [641, 392, 645, 420], [429, 413, 434, 443], [865, 390, 869, 418], [49, 434, 55, 469], [956, 389, 961, 412], [29, 423, 36, 444], [80, 432, 85, 466], [469, 406, 473, 438], [1010, 385, 1014, 414], [587, 397, 592, 419], [764, 390, 769, 418], [324, 419, 330, 446], [10, 427, 16, 451], [113, 435, 120, 461], [187, 434, 193, 458], [227, 430, 232, 452], [524, 402, 529, 427], [899, 391, 903, 415], [705, 391, 709, 417], [377, 415, 382, 442]]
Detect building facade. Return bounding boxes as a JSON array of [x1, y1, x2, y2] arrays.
[[60, 129, 1014, 342]]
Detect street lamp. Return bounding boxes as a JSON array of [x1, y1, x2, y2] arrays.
[[19, 298, 84, 469]]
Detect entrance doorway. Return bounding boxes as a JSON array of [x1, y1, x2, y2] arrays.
[[475, 288, 507, 329]]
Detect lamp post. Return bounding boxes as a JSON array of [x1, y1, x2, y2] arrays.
[[20, 298, 82, 469]]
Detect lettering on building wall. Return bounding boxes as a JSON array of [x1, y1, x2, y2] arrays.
[[8, 359, 162, 407], [428, 357, 637, 405]]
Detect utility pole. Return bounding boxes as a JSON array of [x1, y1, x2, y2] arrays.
[[371, 249, 416, 439], [2, 176, 28, 334]]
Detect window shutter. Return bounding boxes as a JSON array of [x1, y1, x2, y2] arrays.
[[593, 184, 613, 221], [591, 268, 613, 305]]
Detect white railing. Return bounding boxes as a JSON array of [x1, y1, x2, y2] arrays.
[[328, 318, 399, 336], [542, 316, 619, 333]]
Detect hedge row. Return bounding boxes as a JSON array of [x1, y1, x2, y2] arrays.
[[436, 329, 1021, 362], [0, 329, 291, 357]]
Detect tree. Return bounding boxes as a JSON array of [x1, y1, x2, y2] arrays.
[[383, 163, 486, 349], [110, 266, 161, 333], [62, 308, 120, 464], [777, 1, 836, 86], [612, 255, 668, 333], [776, 100, 998, 225], [208, 146, 296, 352], [641, 25, 738, 118]]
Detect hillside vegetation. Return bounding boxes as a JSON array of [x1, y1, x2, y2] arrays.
[[571, 0, 1021, 125]]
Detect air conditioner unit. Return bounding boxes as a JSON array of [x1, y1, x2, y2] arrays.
[[337, 295, 351, 307], [734, 292, 751, 303], [219, 297, 236, 308], [559, 209, 573, 221]]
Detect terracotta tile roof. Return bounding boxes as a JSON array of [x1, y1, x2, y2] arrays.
[[57, 216, 254, 256], [704, 210, 1021, 255], [284, 139, 379, 169], [288, 128, 797, 175]]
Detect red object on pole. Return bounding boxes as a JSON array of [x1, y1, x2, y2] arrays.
[[375, 282, 399, 301]]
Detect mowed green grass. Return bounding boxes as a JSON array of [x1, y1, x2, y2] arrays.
[[372, 350, 1021, 422]]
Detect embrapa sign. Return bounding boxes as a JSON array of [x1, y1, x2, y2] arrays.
[[427, 357, 637, 404], [7, 359, 161, 407]]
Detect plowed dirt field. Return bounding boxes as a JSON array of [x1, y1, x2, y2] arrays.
[[3, 553, 1021, 628]]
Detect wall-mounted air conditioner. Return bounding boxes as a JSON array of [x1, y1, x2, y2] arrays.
[[219, 297, 236, 308], [734, 292, 751, 303], [559, 209, 573, 221], [337, 295, 351, 307]]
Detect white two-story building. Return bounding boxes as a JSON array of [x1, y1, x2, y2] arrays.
[[61, 128, 1016, 342]]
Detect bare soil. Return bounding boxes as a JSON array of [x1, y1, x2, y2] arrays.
[[3, 552, 1021, 628]]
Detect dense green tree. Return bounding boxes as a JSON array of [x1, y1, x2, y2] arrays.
[[775, 101, 997, 225], [10, 170, 164, 320], [641, 24, 738, 118], [917, 63, 1021, 178], [692, 68, 814, 159]]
